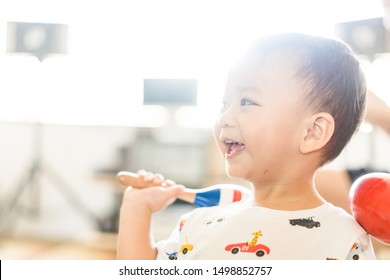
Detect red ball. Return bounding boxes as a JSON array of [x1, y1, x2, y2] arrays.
[[349, 172, 390, 244]]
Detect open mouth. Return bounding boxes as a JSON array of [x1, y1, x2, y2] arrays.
[[224, 139, 246, 159]]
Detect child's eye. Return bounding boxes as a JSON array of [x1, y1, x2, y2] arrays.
[[240, 98, 257, 106]]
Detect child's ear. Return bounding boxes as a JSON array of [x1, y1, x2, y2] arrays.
[[300, 112, 335, 154]]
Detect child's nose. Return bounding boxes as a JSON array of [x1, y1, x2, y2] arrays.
[[217, 107, 236, 128]]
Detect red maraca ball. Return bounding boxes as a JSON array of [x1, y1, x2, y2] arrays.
[[349, 172, 390, 244]]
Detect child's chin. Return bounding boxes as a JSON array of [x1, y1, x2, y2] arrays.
[[225, 167, 246, 180]]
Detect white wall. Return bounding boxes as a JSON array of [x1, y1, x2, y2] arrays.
[[0, 122, 215, 241], [0, 0, 385, 128], [324, 126, 390, 172], [0, 122, 134, 240]]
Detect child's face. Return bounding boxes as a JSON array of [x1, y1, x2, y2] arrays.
[[214, 53, 311, 185]]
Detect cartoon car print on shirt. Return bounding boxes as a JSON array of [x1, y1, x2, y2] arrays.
[[225, 230, 271, 257], [205, 216, 225, 226], [179, 218, 188, 232], [289, 217, 320, 228], [346, 242, 368, 260], [225, 242, 271, 257], [179, 237, 193, 255], [165, 252, 178, 260]]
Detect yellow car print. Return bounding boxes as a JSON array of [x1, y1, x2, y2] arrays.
[[179, 237, 193, 254]]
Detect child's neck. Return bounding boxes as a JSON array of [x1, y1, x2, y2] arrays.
[[251, 182, 326, 211]]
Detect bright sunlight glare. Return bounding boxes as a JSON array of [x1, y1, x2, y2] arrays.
[[0, 0, 385, 128]]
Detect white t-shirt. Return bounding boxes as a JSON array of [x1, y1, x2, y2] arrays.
[[156, 199, 376, 260]]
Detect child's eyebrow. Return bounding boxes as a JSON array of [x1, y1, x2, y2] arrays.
[[237, 86, 262, 95]]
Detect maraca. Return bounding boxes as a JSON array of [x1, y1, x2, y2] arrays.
[[349, 172, 390, 244], [117, 171, 251, 207]]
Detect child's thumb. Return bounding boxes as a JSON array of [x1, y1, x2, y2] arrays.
[[167, 185, 186, 197], [162, 185, 186, 207]]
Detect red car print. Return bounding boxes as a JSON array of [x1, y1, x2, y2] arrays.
[[225, 230, 270, 257], [225, 243, 271, 257]]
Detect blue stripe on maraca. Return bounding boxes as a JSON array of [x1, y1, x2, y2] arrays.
[[193, 189, 221, 207]]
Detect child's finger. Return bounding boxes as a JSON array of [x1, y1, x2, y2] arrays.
[[137, 169, 147, 176], [117, 171, 176, 189], [164, 185, 186, 199], [117, 171, 159, 188], [153, 173, 165, 184], [143, 172, 155, 182], [163, 179, 176, 187]]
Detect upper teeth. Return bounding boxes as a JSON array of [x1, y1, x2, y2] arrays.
[[224, 140, 238, 144]]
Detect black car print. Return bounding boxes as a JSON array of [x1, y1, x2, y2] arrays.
[[289, 217, 320, 228]]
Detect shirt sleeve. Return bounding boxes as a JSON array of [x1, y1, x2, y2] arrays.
[[344, 233, 377, 260]]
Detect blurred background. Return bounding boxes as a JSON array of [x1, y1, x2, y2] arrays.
[[0, 0, 389, 259]]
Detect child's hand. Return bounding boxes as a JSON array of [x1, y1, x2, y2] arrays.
[[122, 183, 185, 213], [117, 170, 183, 260], [119, 169, 184, 213]]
